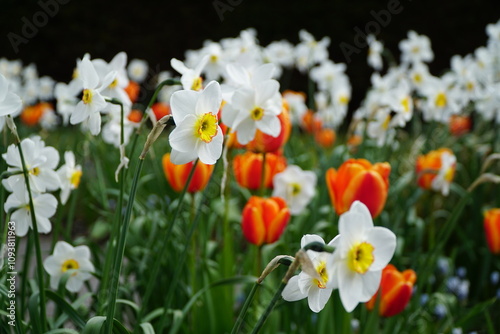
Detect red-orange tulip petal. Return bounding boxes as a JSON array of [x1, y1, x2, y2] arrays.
[[484, 208, 500, 254]]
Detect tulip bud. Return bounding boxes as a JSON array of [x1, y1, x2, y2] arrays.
[[241, 196, 291, 246], [233, 151, 287, 190], [366, 264, 417, 317], [326, 159, 390, 218], [484, 208, 500, 254], [162, 153, 214, 193]]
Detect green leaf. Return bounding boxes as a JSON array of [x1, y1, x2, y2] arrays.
[[140, 323, 155, 334], [456, 297, 497, 327], [28, 293, 42, 333], [82, 316, 131, 334], [45, 329, 80, 334], [45, 290, 86, 329]]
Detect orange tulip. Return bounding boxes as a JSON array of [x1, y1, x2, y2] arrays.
[[128, 109, 143, 123], [245, 102, 291, 153], [449, 115, 471, 136], [416, 148, 455, 190], [20, 102, 52, 126], [162, 153, 214, 193], [484, 208, 500, 254], [301, 109, 322, 133], [125, 81, 141, 103], [326, 159, 390, 218], [315, 127, 336, 148], [151, 102, 170, 122], [241, 196, 291, 246], [233, 151, 287, 190], [366, 264, 417, 317]]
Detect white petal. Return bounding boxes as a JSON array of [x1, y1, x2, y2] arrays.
[[234, 117, 256, 145], [70, 102, 89, 124], [308, 287, 333, 313], [338, 265, 363, 312], [197, 130, 223, 165], [196, 81, 221, 115], [251, 64, 275, 85], [54, 241, 75, 257], [169, 115, 198, 152], [255, 80, 280, 106], [256, 114, 281, 137], [79, 57, 99, 89], [170, 58, 188, 75], [360, 270, 382, 302], [88, 112, 102, 135], [35, 216, 52, 234], [0, 93, 22, 117], [170, 90, 199, 124], [11, 210, 29, 237], [170, 148, 198, 165], [34, 194, 58, 218], [66, 277, 84, 292], [0, 74, 9, 101], [43, 256, 61, 276], [225, 63, 249, 86], [366, 227, 397, 271], [282, 275, 307, 302], [300, 234, 325, 249]]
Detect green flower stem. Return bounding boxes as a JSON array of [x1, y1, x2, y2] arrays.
[[99, 99, 126, 315], [103, 157, 144, 334], [14, 130, 48, 332], [230, 281, 261, 334], [156, 159, 221, 333], [20, 232, 33, 320], [250, 281, 286, 334], [132, 159, 200, 333], [127, 79, 180, 162]]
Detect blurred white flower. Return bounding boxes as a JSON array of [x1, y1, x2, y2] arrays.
[[43, 241, 94, 292], [127, 58, 149, 83], [171, 55, 208, 91], [272, 165, 317, 215], [0, 73, 22, 117], [57, 151, 82, 205], [431, 151, 456, 196], [283, 90, 308, 125], [295, 30, 330, 72], [399, 31, 434, 65], [4, 187, 57, 237], [367, 35, 383, 71]]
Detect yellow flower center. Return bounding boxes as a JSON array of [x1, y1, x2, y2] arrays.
[[71, 170, 83, 188], [210, 55, 218, 63], [382, 114, 391, 130], [290, 183, 301, 196], [401, 96, 411, 113], [413, 73, 422, 83], [30, 167, 41, 176], [194, 113, 218, 143], [250, 107, 264, 121], [61, 259, 80, 275], [339, 95, 350, 105], [191, 77, 203, 91], [466, 82, 474, 91], [411, 46, 420, 54], [109, 79, 118, 89], [444, 167, 454, 182], [313, 261, 329, 289], [347, 242, 375, 274], [435, 92, 447, 108], [82, 89, 93, 104]]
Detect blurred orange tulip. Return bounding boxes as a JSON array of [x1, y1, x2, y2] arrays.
[[315, 127, 336, 148], [151, 102, 170, 122], [128, 109, 143, 123], [366, 264, 417, 317], [301, 109, 322, 133], [233, 151, 287, 190], [245, 102, 291, 153], [449, 115, 471, 136], [20, 102, 52, 126], [162, 153, 214, 193], [326, 159, 390, 218], [416, 148, 455, 190], [241, 196, 291, 246], [484, 208, 500, 254], [125, 81, 140, 103]]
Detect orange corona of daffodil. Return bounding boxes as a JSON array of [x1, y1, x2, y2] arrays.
[[162, 153, 214, 193], [416, 148, 455, 192], [245, 102, 291, 153], [484, 208, 500, 254], [326, 159, 390, 218], [241, 196, 291, 246], [233, 152, 287, 190], [366, 264, 417, 317]]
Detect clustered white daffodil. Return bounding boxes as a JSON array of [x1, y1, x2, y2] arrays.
[[43, 241, 95, 292], [57, 151, 83, 205], [168, 80, 223, 165], [282, 201, 397, 313]]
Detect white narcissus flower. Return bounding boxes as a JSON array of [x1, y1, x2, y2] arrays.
[[282, 234, 336, 313], [399, 31, 434, 65], [57, 151, 82, 205], [169, 81, 223, 165], [282, 91, 307, 125], [431, 151, 456, 196], [222, 77, 282, 145], [2, 137, 60, 194], [55, 80, 81, 126], [4, 187, 58, 237], [171, 56, 208, 91], [43, 241, 94, 292], [70, 54, 116, 135], [127, 58, 149, 83], [0, 73, 22, 117], [330, 201, 396, 312], [367, 35, 383, 71], [272, 165, 317, 215]]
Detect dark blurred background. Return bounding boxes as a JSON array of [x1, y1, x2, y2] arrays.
[[1, 0, 500, 109]]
